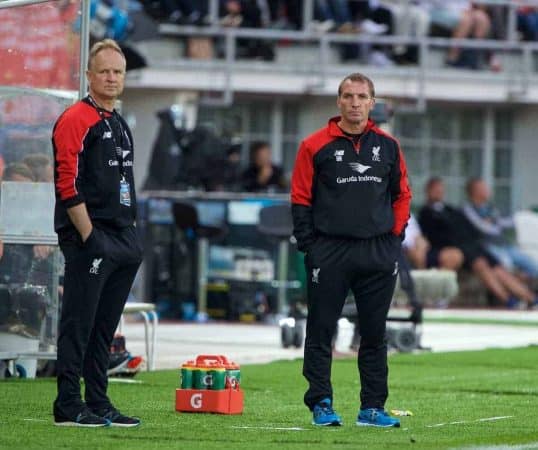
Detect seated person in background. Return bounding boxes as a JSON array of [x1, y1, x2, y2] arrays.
[[22, 153, 54, 182], [380, 0, 430, 64], [0, 163, 53, 286], [517, 5, 538, 41], [162, 0, 208, 25], [242, 141, 287, 192], [204, 142, 243, 191], [1, 162, 34, 183], [401, 213, 429, 269], [419, 177, 537, 309], [220, 0, 274, 60], [423, 0, 493, 70], [463, 177, 538, 279]]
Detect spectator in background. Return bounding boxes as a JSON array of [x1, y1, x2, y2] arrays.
[[380, 0, 430, 64], [0, 162, 53, 286], [347, 1, 395, 66], [204, 142, 243, 191], [242, 141, 286, 192], [268, 0, 303, 30], [463, 178, 538, 279], [311, 0, 355, 33], [402, 214, 429, 269], [220, 0, 274, 60], [424, 0, 492, 70], [163, 0, 208, 25], [419, 177, 537, 309], [517, 4, 538, 41], [22, 153, 54, 182], [2, 162, 34, 183]]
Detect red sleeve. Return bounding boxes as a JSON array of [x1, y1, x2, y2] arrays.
[[391, 144, 412, 235], [291, 140, 314, 206], [53, 105, 98, 207]]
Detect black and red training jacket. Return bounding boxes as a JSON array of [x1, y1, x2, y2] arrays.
[[291, 116, 411, 252], [52, 97, 137, 237]]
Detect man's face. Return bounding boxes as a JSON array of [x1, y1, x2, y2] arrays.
[[254, 146, 271, 167], [336, 80, 375, 127], [86, 48, 126, 102], [427, 181, 445, 203], [472, 180, 490, 203]]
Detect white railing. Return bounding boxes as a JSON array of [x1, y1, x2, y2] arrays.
[[156, 22, 538, 109]]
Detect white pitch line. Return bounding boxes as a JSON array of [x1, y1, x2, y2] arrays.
[[108, 378, 143, 384], [427, 416, 513, 428], [477, 416, 513, 422], [23, 418, 47, 422], [231, 426, 307, 431], [453, 441, 538, 450]]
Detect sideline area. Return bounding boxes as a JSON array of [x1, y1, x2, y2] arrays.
[[123, 309, 538, 370]]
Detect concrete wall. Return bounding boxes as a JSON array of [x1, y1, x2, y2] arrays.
[[512, 105, 538, 211]]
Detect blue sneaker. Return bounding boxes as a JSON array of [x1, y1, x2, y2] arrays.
[[312, 398, 342, 426], [357, 408, 400, 428]]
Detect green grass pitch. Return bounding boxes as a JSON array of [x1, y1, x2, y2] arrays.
[[1, 346, 537, 450]]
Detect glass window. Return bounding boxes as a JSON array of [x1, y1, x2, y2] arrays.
[[249, 102, 272, 133], [429, 110, 454, 140], [458, 147, 482, 178], [395, 106, 513, 211], [430, 145, 453, 175], [460, 110, 483, 140], [394, 114, 423, 139], [399, 141, 424, 174], [493, 184, 511, 215], [494, 146, 512, 179], [495, 111, 513, 141], [283, 103, 299, 134]]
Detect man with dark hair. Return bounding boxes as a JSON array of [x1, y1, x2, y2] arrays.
[[242, 141, 287, 192], [291, 72, 411, 427], [52, 38, 142, 427], [2, 162, 35, 182], [22, 153, 54, 182]]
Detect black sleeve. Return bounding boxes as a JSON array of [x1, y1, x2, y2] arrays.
[[291, 203, 316, 252]]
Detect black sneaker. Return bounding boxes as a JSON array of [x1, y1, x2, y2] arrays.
[[93, 407, 141, 428], [55, 407, 111, 427]]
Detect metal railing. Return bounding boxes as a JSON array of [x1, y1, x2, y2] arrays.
[[156, 22, 538, 109]]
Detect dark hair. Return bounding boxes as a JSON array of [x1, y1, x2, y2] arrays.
[[425, 176, 443, 192], [249, 141, 270, 163], [22, 153, 52, 181], [338, 73, 375, 98], [3, 162, 35, 181], [465, 177, 482, 197]]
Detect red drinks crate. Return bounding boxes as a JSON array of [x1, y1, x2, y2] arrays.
[[175, 388, 244, 414], [176, 354, 243, 415]]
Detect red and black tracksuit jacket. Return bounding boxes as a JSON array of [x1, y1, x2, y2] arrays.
[[291, 116, 411, 252], [52, 97, 137, 239]]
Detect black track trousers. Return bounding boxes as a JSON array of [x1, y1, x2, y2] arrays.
[[54, 225, 143, 417], [303, 233, 400, 410]]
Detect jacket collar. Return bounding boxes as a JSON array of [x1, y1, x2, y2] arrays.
[[328, 116, 375, 137]]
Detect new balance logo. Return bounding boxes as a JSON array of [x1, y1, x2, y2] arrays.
[[392, 261, 399, 276], [349, 162, 371, 174], [122, 150, 131, 159], [312, 267, 320, 284], [89, 258, 103, 275], [372, 146, 381, 162], [334, 150, 345, 162], [103, 131, 112, 139]]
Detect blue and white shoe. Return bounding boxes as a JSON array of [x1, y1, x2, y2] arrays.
[[356, 408, 400, 428], [312, 398, 342, 426]]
